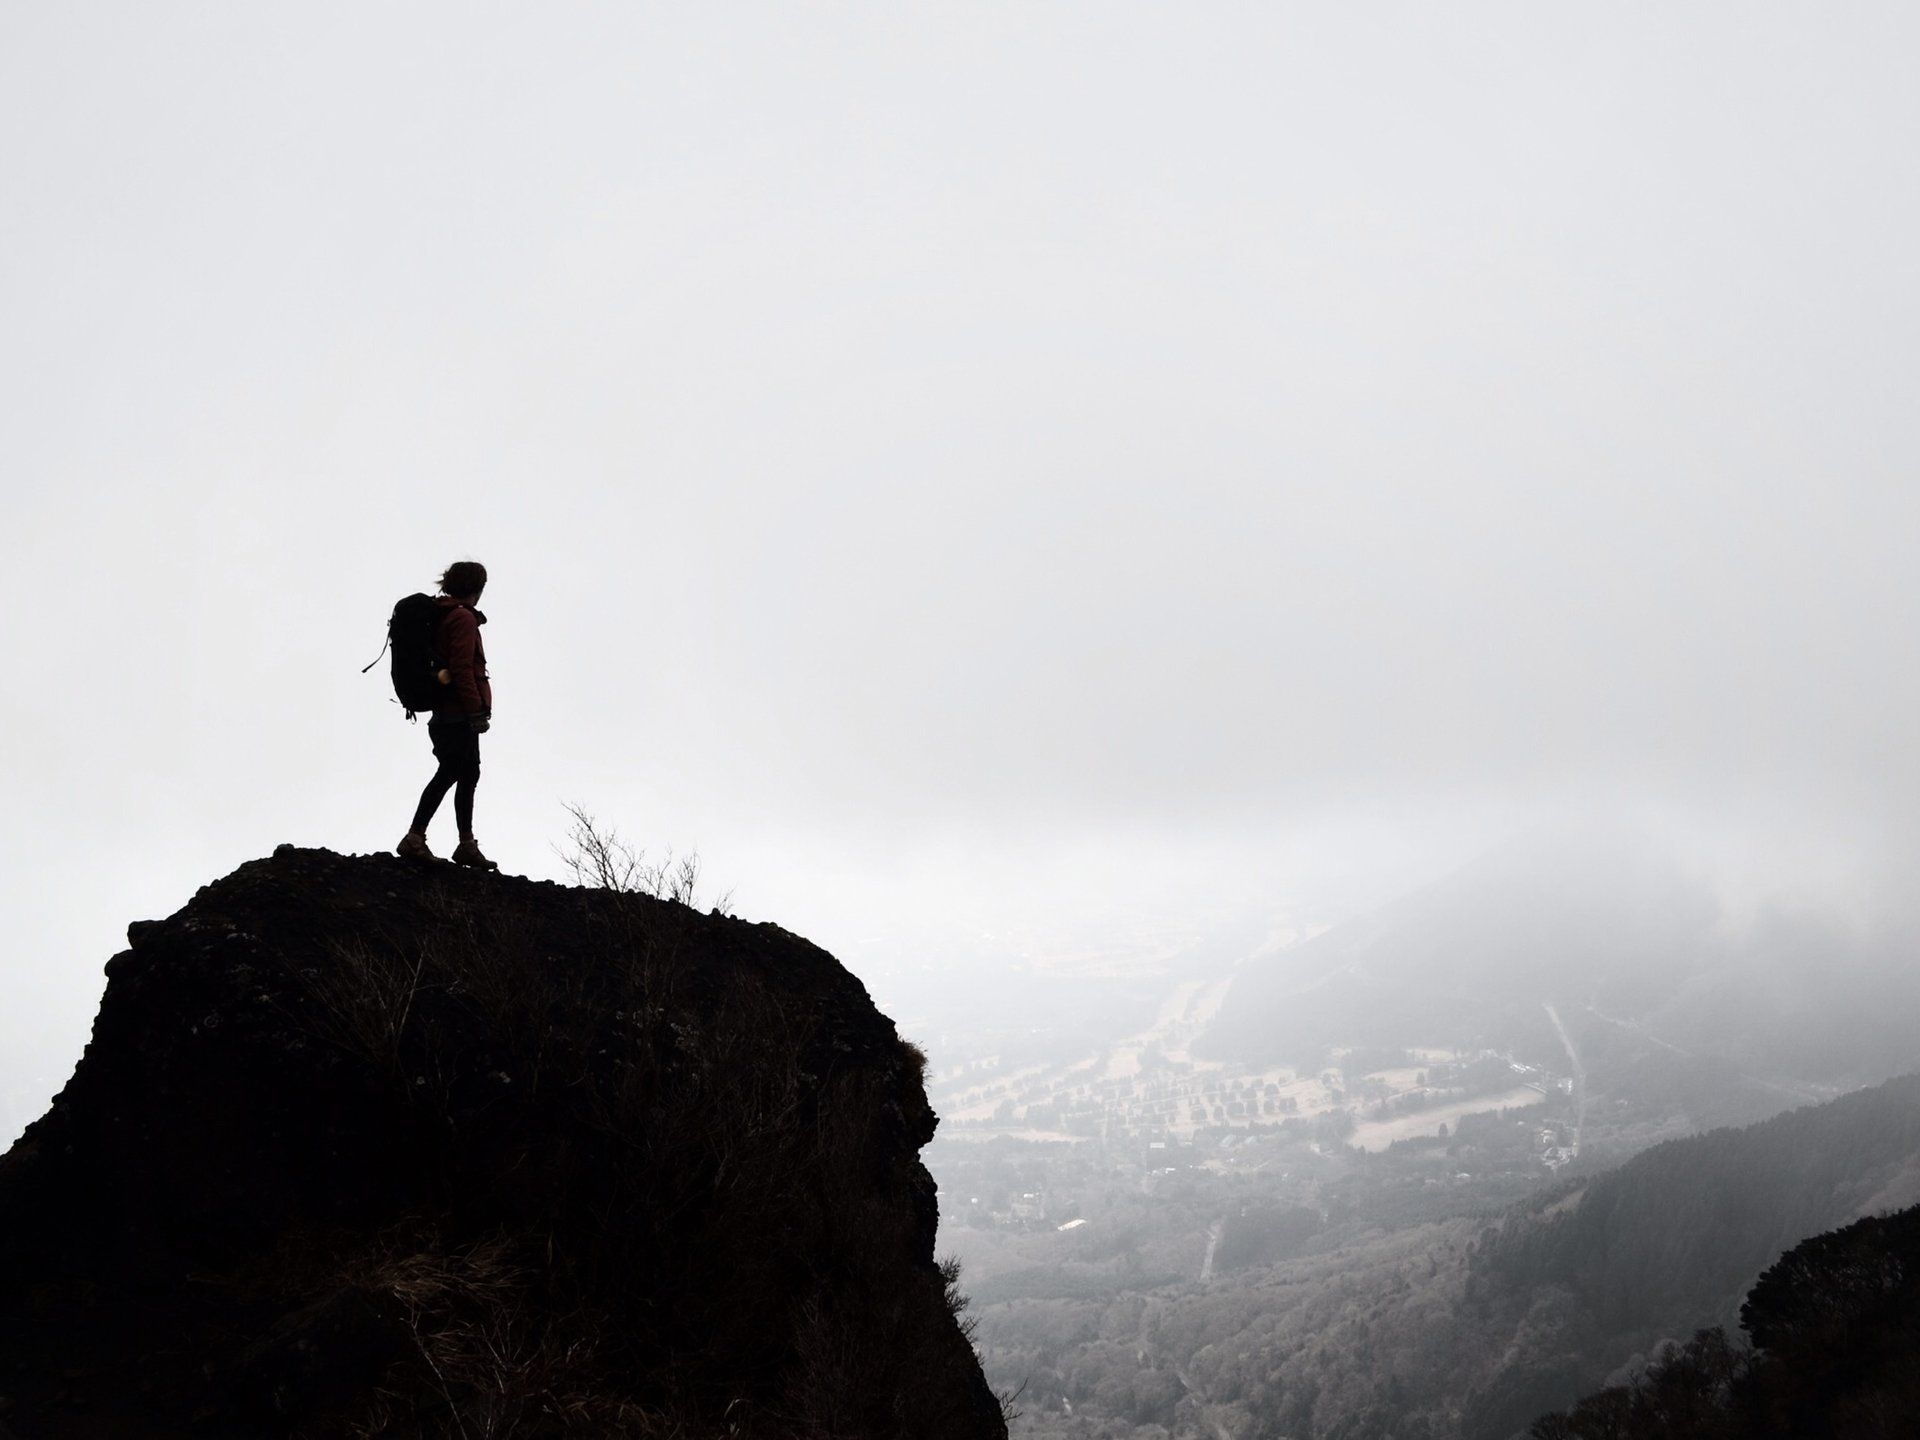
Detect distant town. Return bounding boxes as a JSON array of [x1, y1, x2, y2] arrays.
[[926, 968, 1584, 1238]]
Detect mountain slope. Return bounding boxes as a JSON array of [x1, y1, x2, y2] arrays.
[[1529, 1201, 1920, 1438], [1200, 824, 1920, 1096], [1200, 825, 1720, 1067], [1458, 1071, 1920, 1436]]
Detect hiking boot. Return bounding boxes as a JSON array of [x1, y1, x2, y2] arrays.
[[452, 837, 499, 871], [396, 831, 436, 862]]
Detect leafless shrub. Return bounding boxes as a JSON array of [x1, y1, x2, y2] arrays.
[[938, 1255, 978, 1346], [556, 802, 644, 892], [997, 1379, 1027, 1426], [414, 888, 588, 1100], [784, 1294, 862, 1435], [344, 1235, 686, 1438], [932, 1254, 1021, 1420], [292, 936, 429, 1074], [900, 1039, 930, 1086], [556, 803, 733, 915]]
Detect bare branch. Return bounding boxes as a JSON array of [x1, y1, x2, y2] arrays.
[[556, 803, 729, 913]]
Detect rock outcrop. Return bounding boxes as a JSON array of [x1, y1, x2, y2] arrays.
[[0, 846, 1004, 1439]]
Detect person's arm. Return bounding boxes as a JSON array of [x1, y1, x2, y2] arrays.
[[442, 609, 488, 715]]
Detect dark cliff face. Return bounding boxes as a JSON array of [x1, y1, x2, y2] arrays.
[[0, 846, 1004, 1440]]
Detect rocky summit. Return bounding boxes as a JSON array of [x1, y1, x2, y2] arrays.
[[0, 846, 1003, 1439]]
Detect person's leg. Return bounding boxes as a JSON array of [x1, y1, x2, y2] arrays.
[[454, 773, 477, 839], [410, 767, 457, 835], [401, 723, 462, 854], [445, 728, 497, 869], [441, 726, 480, 837]]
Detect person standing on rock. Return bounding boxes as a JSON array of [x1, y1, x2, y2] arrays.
[[397, 560, 499, 870]]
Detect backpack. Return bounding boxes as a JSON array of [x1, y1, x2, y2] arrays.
[[362, 593, 447, 719]]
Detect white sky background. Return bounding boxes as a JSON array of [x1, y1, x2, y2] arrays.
[[5, 5, 1920, 1137]]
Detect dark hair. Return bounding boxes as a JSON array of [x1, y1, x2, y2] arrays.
[[439, 560, 488, 598]]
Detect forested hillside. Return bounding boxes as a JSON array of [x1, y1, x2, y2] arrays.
[[1530, 1202, 1920, 1438], [1457, 1072, 1920, 1436]]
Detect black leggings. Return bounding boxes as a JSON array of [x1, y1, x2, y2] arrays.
[[411, 720, 481, 837]]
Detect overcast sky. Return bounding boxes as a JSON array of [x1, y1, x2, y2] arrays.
[[5, 4, 1918, 1139]]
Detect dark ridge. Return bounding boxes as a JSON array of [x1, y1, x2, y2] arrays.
[[1460, 1072, 1920, 1437], [1528, 1202, 1920, 1438], [0, 845, 1005, 1439]]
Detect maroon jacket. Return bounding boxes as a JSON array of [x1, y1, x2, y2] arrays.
[[431, 596, 492, 720]]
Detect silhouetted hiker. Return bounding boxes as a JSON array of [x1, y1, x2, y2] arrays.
[[397, 560, 499, 870]]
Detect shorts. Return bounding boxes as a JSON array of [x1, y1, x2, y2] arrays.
[[428, 718, 482, 783]]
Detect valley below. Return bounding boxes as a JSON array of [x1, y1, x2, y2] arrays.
[[914, 832, 1920, 1440]]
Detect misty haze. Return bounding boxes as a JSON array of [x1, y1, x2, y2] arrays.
[[5, 5, 1920, 1438]]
